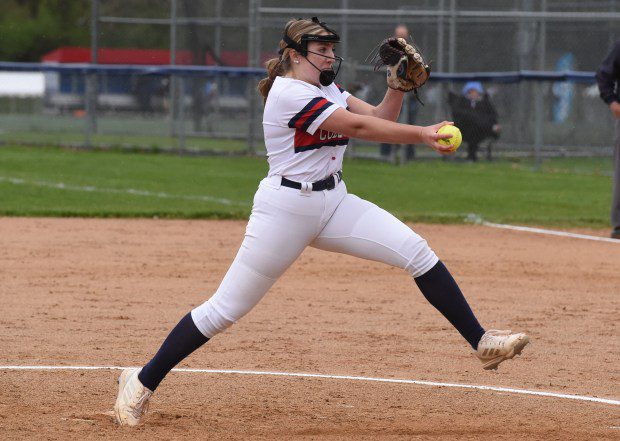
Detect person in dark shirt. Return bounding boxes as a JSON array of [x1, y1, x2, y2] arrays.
[[596, 39, 620, 239], [448, 81, 501, 161], [380, 24, 417, 161]]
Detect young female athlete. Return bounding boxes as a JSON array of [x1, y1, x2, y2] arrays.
[[114, 17, 530, 426]]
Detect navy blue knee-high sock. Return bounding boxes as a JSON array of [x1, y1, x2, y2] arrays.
[[414, 260, 485, 350], [138, 312, 209, 391]]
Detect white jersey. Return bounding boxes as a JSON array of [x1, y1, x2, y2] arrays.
[[262, 76, 351, 182]]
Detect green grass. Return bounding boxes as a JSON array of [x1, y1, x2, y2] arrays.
[[0, 114, 265, 152], [0, 145, 612, 227], [1, 131, 257, 153]]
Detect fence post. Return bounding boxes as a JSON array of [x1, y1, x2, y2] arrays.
[[169, 0, 178, 139], [533, 0, 547, 170], [247, 0, 260, 156], [533, 82, 543, 169], [340, 0, 349, 83], [448, 0, 456, 74], [86, 0, 100, 148], [178, 76, 186, 153], [434, 0, 446, 123]]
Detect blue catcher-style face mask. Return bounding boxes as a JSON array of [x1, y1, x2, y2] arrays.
[[278, 17, 343, 87]]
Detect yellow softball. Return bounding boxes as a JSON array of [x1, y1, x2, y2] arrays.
[[437, 125, 462, 151]]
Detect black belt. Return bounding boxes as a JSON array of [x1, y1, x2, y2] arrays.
[[281, 171, 343, 191]]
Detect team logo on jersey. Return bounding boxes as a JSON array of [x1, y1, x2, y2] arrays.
[[293, 128, 349, 153], [288, 97, 349, 153]]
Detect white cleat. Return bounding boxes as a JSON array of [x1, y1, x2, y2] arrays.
[[114, 368, 153, 426], [476, 330, 530, 370]]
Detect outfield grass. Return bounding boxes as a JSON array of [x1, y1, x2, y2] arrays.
[[0, 114, 264, 152], [0, 130, 256, 153], [0, 145, 612, 227]]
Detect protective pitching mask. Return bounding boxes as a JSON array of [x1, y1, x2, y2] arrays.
[[278, 17, 343, 87]]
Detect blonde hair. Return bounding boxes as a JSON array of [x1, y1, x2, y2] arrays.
[[257, 18, 326, 103]]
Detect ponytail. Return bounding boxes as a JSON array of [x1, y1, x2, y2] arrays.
[[258, 55, 289, 103]]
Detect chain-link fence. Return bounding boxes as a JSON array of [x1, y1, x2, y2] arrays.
[[0, 0, 618, 162]]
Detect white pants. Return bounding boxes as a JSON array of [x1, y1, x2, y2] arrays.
[[191, 176, 438, 338]]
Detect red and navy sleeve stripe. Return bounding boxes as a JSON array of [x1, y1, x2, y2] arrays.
[[336, 84, 346, 93], [288, 97, 333, 132]]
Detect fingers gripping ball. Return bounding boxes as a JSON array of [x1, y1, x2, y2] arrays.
[[437, 125, 462, 151]]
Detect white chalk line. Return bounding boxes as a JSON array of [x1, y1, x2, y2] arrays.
[[465, 214, 620, 244], [1, 365, 618, 406], [483, 221, 620, 243], [0, 176, 248, 207]]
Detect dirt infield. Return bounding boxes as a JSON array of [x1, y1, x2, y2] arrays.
[[0, 217, 618, 440]]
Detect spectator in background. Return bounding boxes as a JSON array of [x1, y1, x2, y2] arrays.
[[156, 77, 170, 113], [596, 38, 620, 239], [380, 24, 417, 161], [132, 75, 154, 114], [448, 81, 500, 162]]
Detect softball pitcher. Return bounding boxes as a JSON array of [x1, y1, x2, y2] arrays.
[[114, 17, 529, 426]]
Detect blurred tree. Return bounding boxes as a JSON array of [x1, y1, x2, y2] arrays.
[[0, 0, 255, 61], [0, 0, 90, 61]]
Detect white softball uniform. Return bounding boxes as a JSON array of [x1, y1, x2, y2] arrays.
[[264, 76, 350, 182], [191, 77, 438, 338]]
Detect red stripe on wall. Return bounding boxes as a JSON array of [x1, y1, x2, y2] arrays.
[[41, 46, 275, 66]]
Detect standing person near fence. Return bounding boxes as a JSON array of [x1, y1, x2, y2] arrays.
[[113, 17, 530, 427], [596, 38, 620, 239], [380, 24, 417, 161]]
